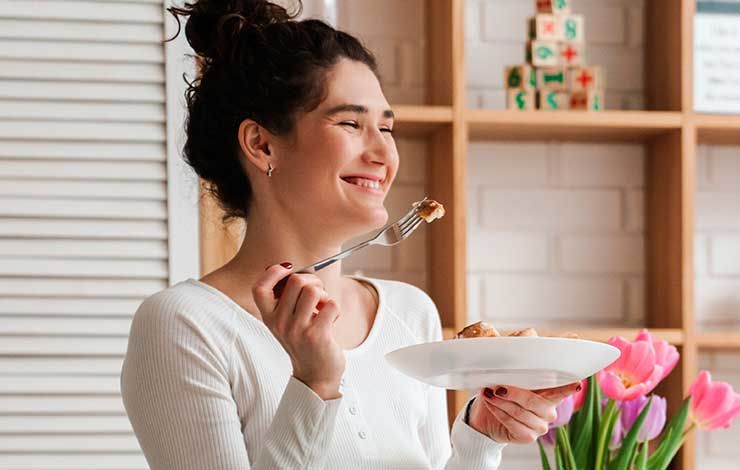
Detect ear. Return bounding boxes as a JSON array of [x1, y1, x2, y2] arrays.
[[237, 119, 273, 173]]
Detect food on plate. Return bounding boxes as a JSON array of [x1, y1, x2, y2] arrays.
[[413, 198, 445, 223], [509, 327, 538, 337], [454, 322, 581, 340], [455, 321, 500, 339]]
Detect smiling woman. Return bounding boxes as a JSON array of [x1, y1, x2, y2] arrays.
[[119, 1, 576, 469]]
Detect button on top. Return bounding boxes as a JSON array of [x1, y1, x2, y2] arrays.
[[349, 405, 358, 415], [358, 430, 367, 439]]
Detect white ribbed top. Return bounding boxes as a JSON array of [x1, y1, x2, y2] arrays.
[[121, 275, 505, 469]]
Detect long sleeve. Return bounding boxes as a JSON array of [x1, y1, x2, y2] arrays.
[[417, 295, 506, 469], [120, 296, 343, 470]]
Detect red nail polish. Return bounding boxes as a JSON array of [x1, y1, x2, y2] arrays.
[[484, 388, 494, 398], [495, 387, 508, 397], [280, 262, 293, 269]]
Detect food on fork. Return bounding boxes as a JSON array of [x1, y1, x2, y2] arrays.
[[413, 198, 445, 223], [456, 321, 500, 339]]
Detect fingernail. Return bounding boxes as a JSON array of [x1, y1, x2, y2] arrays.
[[576, 384, 582, 392], [484, 388, 494, 399], [280, 262, 293, 269], [495, 386, 508, 397]]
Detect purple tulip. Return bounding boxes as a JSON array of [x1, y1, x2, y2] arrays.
[[538, 395, 575, 447], [552, 394, 575, 428], [619, 394, 667, 443]]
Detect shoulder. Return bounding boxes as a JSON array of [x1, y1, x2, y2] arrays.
[[129, 279, 237, 353], [364, 276, 442, 343]]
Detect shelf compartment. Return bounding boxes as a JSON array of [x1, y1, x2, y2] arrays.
[[442, 327, 684, 345], [695, 114, 740, 144], [391, 105, 452, 137], [466, 110, 682, 142], [696, 331, 740, 349]]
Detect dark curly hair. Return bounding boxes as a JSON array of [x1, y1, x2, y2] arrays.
[[166, 0, 380, 222]]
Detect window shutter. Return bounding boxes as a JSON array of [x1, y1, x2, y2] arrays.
[[0, 1, 199, 468]]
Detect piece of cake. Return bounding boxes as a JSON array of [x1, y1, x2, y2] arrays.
[[456, 321, 500, 339], [508, 327, 539, 337], [414, 198, 445, 223]]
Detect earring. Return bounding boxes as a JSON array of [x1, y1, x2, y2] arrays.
[[266, 163, 273, 177]]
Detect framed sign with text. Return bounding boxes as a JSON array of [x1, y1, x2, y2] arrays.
[[694, 0, 740, 113]]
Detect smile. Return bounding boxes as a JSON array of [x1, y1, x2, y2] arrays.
[[342, 177, 381, 189]]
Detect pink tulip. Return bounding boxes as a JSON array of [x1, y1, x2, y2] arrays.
[[573, 379, 588, 411], [597, 335, 664, 401], [689, 370, 740, 431], [635, 329, 679, 382]]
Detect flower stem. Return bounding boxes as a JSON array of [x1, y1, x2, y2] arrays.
[[594, 400, 618, 470]]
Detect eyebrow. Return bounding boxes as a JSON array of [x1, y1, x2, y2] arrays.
[[325, 104, 394, 119]]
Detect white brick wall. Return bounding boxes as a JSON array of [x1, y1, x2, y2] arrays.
[[695, 145, 740, 331], [326, 1, 740, 467]]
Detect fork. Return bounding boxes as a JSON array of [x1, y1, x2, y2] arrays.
[[272, 197, 428, 297]]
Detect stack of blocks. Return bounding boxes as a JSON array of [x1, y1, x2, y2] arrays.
[[505, 0, 605, 111]]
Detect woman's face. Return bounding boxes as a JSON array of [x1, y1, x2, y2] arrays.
[[271, 58, 399, 240]]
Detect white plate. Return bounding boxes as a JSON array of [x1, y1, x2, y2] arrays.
[[385, 336, 620, 391]]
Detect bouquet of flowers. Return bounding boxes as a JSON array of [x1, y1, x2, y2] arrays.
[[538, 329, 740, 470]]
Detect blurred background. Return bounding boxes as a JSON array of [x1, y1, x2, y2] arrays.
[[1, 0, 739, 468]]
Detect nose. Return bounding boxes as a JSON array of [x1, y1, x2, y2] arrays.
[[362, 128, 394, 167]]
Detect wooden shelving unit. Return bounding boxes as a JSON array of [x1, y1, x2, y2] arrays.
[[199, 1, 740, 468]]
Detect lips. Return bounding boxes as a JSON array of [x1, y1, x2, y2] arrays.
[[341, 176, 382, 190]]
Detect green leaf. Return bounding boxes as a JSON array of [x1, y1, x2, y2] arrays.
[[557, 427, 578, 470], [592, 376, 603, 462], [595, 400, 620, 470], [539, 440, 553, 470], [608, 397, 653, 470], [636, 441, 649, 470], [573, 375, 597, 468], [647, 397, 691, 470], [555, 441, 566, 470]]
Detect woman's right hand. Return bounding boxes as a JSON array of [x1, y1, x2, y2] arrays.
[[252, 263, 345, 400]]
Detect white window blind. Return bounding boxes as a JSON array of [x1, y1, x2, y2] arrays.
[[0, 1, 199, 468]]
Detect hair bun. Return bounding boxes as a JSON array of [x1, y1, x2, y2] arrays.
[[168, 0, 301, 61]]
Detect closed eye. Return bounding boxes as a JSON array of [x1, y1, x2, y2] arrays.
[[340, 121, 393, 135]]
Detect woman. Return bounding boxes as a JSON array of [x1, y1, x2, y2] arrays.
[[120, 1, 580, 468]]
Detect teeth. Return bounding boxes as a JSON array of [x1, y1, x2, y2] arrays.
[[345, 177, 380, 190]]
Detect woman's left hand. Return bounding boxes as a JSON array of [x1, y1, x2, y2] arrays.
[[467, 382, 581, 444]]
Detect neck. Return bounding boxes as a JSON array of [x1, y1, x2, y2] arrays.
[[223, 205, 352, 306]]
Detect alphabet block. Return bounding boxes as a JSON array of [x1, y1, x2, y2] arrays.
[[505, 65, 537, 90], [567, 66, 605, 91], [569, 90, 604, 111], [507, 89, 536, 110], [559, 42, 584, 66], [538, 90, 570, 111], [537, 0, 570, 15], [536, 67, 567, 91], [529, 40, 559, 67], [560, 14, 584, 43], [529, 14, 561, 41]]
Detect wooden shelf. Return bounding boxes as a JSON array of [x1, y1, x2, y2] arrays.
[[466, 110, 682, 142], [694, 114, 740, 144], [696, 331, 740, 349], [392, 105, 452, 137], [443, 327, 684, 345]]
